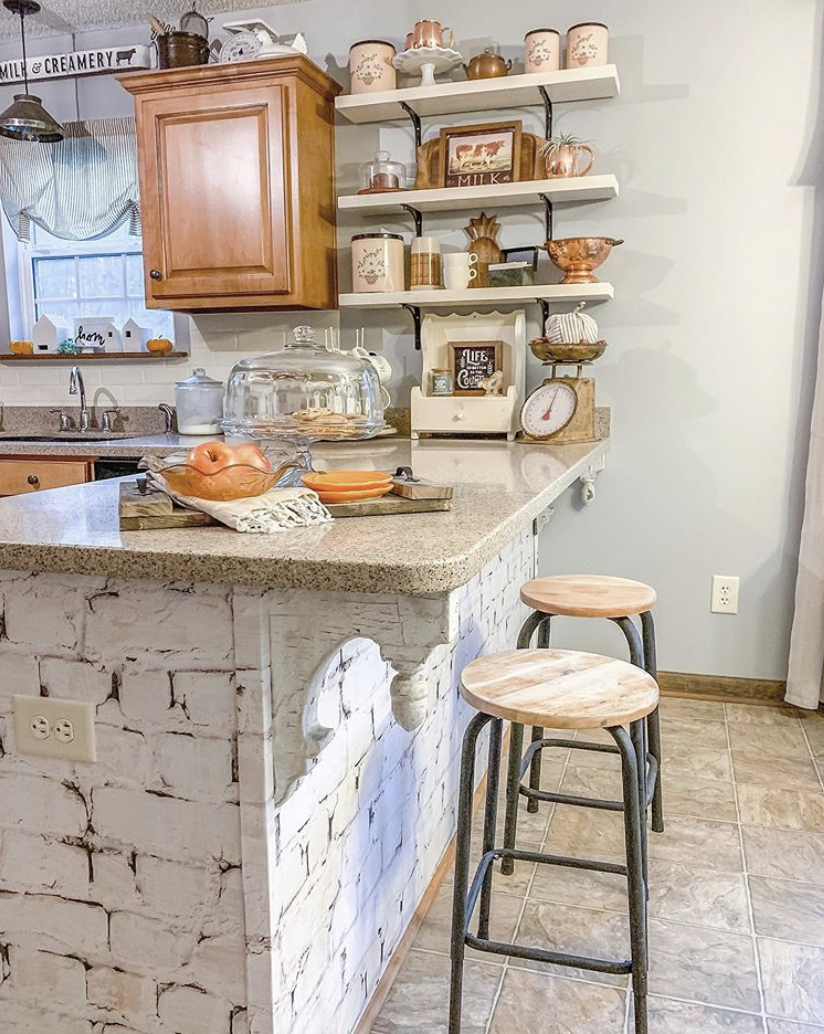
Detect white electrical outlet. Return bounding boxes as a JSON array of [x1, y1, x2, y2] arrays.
[[13, 695, 96, 762], [711, 575, 740, 615]]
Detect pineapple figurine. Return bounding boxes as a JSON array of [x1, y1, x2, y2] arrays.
[[464, 212, 502, 288]]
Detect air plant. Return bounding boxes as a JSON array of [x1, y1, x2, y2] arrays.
[[537, 132, 589, 158]]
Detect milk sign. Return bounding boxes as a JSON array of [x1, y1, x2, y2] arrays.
[[0, 45, 151, 85]]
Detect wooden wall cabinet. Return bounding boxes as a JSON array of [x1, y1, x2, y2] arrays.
[[119, 56, 340, 312]]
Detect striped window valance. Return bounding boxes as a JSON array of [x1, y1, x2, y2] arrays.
[[0, 117, 141, 242]]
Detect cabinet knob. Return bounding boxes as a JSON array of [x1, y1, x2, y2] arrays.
[[149, 269, 163, 281], [27, 475, 39, 487]]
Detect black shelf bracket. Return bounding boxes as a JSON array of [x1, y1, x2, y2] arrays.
[[538, 86, 553, 139], [538, 299, 550, 328], [401, 302, 423, 350], [401, 204, 424, 237], [399, 101, 423, 150], [541, 195, 554, 242]]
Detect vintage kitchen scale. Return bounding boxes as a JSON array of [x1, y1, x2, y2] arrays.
[[519, 303, 606, 446]]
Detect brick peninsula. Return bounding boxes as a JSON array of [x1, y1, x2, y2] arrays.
[[0, 437, 607, 1034]]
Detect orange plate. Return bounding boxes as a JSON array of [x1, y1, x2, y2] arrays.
[[303, 470, 391, 492], [316, 485, 394, 504]]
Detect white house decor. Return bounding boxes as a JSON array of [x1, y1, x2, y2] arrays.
[[73, 317, 116, 353], [32, 313, 70, 352], [0, 45, 150, 86], [122, 318, 151, 351]]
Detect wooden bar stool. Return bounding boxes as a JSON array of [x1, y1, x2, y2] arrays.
[[450, 648, 659, 1034], [502, 575, 664, 876]]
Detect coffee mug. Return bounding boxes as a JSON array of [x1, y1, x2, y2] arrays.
[[413, 20, 454, 49], [443, 252, 478, 291]]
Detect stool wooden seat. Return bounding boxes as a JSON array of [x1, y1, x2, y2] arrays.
[[520, 574, 657, 619], [460, 648, 659, 730]]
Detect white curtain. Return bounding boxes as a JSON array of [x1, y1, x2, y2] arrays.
[[0, 117, 140, 242], [787, 298, 824, 708]]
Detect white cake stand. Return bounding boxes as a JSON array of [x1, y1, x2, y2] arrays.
[[393, 46, 464, 88]]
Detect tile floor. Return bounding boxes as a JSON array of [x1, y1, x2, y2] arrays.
[[370, 697, 824, 1034]]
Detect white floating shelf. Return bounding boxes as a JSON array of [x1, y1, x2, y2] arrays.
[[335, 65, 620, 124], [338, 283, 614, 310], [338, 175, 619, 216]]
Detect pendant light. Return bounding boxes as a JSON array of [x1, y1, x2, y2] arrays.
[[0, 0, 64, 143]]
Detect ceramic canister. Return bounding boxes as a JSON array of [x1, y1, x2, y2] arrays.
[[351, 232, 405, 293], [410, 236, 442, 290], [524, 29, 561, 73], [349, 39, 397, 93], [566, 22, 609, 68]]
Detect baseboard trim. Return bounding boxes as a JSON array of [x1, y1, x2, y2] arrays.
[[353, 730, 507, 1034], [659, 670, 786, 705]]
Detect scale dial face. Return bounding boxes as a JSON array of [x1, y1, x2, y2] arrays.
[[520, 380, 578, 439], [221, 30, 263, 62]]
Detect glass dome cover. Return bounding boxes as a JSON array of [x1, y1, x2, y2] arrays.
[[222, 325, 385, 443]]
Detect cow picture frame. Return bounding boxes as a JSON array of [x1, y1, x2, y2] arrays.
[[449, 340, 504, 396], [438, 121, 523, 188]]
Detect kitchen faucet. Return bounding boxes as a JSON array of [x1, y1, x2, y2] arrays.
[[69, 366, 90, 432]]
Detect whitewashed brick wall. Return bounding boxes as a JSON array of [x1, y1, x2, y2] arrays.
[[0, 526, 534, 1034]]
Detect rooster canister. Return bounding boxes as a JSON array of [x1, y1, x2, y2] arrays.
[[566, 22, 609, 67], [524, 29, 561, 73], [351, 232, 405, 293], [349, 39, 397, 93]]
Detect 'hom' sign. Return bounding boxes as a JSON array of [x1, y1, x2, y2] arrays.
[[0, 45, 151, 84]]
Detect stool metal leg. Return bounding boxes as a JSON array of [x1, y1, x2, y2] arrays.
[[611, 723, 649, 1034], [478, 718, 503, 939], [501, 720, 524, 877], [630, 718, 649, 889], [527, 616, 552, 812], [450, 712, 493, 1034], [640, 610, 664, 833]]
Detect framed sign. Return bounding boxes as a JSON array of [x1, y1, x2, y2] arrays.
[[439, 121, 522, 188], [0, 45, 151, 86], [449, 340, 503, 396]]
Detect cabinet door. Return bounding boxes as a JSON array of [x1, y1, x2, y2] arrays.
[[0, 459, 91, 495], [139, 85, 290, 302]]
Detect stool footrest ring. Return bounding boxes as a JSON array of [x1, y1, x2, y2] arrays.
[[464, 931, 633, 975]]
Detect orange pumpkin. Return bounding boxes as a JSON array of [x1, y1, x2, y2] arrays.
[[9, 340, 33, 355], [146, 338, 173, 354]]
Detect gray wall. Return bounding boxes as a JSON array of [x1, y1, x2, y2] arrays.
[[0, 0, 819, 680]]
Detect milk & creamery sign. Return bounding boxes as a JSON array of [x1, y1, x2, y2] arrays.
[[0, 44, 151, 84]]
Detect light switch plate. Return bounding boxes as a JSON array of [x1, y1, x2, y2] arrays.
[[13, 695, 96, 762]]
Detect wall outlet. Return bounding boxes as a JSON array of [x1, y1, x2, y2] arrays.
[[13, 695, 96, 762], [711, 575, 740, 615]]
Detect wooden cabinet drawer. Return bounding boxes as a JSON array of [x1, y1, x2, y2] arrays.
[[0, 459, 92, 496]]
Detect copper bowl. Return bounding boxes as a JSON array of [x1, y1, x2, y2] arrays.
[[544, 237, 623, 284], [529, 339, 608, 363]]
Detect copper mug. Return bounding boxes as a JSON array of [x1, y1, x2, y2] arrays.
[[413, 20, 454, 49], [544, 142, 595, 178]]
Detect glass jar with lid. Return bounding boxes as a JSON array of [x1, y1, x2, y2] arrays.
[[358, 150, 407, 193], [222, 326, 385, 470], [174, 368, 225, 436]]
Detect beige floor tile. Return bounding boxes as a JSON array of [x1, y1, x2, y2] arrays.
[[660, 773, 739, 822], [528, 848, 629, 914], [547, 803, 627, 855], [660, 697, 727, 721], [512, 900, 630, 986], [444, 837, 541, 890], [488, 968, 626, 1033], [413, 883, 524, 961], [648, 816, 744, 872], [737, 784, 824, 833], [662, 717, 729, 749], [759, 937, 824, 1025], [802, 720, 824, 759], [559, 763, 623, 802], [742, 827, 824, 885], [729, 722, 810, 760], [768, 1021, 824, 1034], [371, 950, 500, 1034], [648, 860, 750, 932], [749, 876, 824, 947], [648, 918, 761, 1011], [494, 794, 552, 844], [664, 743, 733, 783], [645, 994, 764, 1034], [732, 751, 822, 793], [726, 703, 807, 725]]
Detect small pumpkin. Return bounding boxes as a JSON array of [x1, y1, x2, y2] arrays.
[[147, 338, 173, 354], [9, 340, 33, 355], [545, 301, 600, 344]]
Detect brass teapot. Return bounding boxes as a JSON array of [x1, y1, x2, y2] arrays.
[[464, 48, 511, 80]]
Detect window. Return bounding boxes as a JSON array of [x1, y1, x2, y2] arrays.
[[19, 222, 174, 342]]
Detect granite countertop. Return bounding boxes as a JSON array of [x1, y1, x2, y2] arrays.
[[0, 438, 608, 594], [0, 432, 212, 458]]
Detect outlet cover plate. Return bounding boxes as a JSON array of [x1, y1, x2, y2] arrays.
[[13, 695, 96, 762], [711, 575, 740, 615]]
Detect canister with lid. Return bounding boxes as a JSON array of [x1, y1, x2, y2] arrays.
[[351, 232, 405, 293], [174, 368, 225, 435]]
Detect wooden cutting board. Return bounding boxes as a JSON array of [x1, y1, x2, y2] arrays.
[[119, 481, 215, 530], [326, 494, 452, 518]]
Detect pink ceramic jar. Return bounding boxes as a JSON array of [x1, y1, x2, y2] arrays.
[[524, 29, 561, 73], [351, 232, 405, 293], [566, 22, 609, 68], [349, 39, 397, 93]]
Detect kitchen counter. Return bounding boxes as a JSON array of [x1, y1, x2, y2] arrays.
[[0, 431, 214, 458], [0, 437, 607, 594]]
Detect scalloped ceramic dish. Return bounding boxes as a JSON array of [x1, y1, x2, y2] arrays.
[[315, 485, 394, 504], [303, 470, 392, 492], [160, 463, 281, 502]]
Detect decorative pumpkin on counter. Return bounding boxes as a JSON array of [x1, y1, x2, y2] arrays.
[[545, 301, 600, 344], [9, 340, 33, 355], [147, 338, 174, 354]]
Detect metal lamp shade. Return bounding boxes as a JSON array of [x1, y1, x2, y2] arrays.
[[0, 92, 64, 142]]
